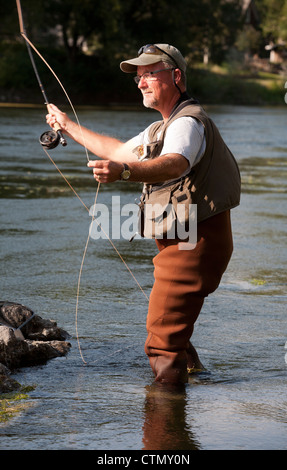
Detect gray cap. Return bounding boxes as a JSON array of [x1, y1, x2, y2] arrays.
[[120, 44, 186, 73]]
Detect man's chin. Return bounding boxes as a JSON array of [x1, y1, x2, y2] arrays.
[[143, 97, 157, 109]]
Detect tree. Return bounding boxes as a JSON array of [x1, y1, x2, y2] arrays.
[[1, 0, 245, 64], [184, 0, 243, 64], [113, 0, 244, 65], [257, 0, 287, 43], [10, 0, 124, 62]]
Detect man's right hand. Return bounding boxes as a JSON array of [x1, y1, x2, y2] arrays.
[[46, 103, 71, 134]]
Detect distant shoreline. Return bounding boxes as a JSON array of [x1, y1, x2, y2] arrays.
[[0, 67, 286, 108]]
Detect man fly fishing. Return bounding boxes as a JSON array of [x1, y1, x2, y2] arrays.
[[47, 44, 241, 385]]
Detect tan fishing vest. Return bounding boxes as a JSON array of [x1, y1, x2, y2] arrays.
[[135, 99, 241, 238]]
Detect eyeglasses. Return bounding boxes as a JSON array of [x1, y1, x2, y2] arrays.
[[138, 44, 179, 68], [134, 68, 174, 84]]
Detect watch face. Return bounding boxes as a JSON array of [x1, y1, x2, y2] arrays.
[[122, 170, 131, 180]]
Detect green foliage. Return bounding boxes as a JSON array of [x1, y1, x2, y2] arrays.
[[0, 0, 285, 105], [0, 385, 35, 423], [1, 0, 245, 62], [188, 65, 285, 105], [257, 0, 287, 42]]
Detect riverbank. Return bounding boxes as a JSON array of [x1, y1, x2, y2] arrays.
[[0, 302, 71, 423], [190, 65, 286, 105], [0, 61, 286, 107]]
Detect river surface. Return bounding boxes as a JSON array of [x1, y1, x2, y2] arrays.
[[0, 104, 286, 450]]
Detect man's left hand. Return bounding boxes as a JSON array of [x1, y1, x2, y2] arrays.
[[87, 160, 123, 183]]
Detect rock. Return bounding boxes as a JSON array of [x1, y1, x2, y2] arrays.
[[0, 326, 27, 369], [23, 316, 69, 341], [0, 302, 71, 391], [0, 326, 71, 369], [0, 302, 34, 330], [0, 301, 69, 341], [0, 363, 21, 393]]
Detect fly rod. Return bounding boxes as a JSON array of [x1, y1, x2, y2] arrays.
[[16, 0, 67, 149]]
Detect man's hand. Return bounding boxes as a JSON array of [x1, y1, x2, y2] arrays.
[[87, 160, 124, 183], [46, 103, 71, 133]]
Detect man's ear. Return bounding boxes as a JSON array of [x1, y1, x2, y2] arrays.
[[174, 68, 182, 84]]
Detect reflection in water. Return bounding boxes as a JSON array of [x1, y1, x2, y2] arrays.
[[142, 383, 200, 450]]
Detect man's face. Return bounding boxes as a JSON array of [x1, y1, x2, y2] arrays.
[[136, 62, 175, 111]]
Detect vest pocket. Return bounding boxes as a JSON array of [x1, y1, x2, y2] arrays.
[[171, 185, 193, 225], [139, 176, 196, 240], [143, 189, 176, 239]]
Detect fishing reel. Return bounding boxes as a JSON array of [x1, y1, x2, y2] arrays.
[[39, 129, 67, 149]]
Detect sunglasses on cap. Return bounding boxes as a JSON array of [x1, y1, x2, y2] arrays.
[[138, 44, 179, 69]]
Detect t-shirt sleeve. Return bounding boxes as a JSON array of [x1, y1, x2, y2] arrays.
[[160, 117, 206, 170], [131, 117, 206, 176]]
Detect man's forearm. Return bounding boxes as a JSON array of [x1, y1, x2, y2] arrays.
[[64, 120, 124, 160], [87, 153, 189, 183], [46, 103, 137, 162], [128, 154, 189, 183]]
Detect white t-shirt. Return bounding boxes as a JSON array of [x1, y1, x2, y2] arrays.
[[131, 116, 206, 178]]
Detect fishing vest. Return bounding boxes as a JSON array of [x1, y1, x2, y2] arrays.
[[135, 99, 241, 239]]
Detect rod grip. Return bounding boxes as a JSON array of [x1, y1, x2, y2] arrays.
[[47, 104, 62, 132], [46, 104, 67, 146]]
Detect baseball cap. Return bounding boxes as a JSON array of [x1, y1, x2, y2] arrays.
[[120, 44, 186, 73]]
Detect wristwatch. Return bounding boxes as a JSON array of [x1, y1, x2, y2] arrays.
[[120, 163, 131, 181]]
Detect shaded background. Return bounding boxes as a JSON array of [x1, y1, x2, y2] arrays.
[[0, 0, 286, 106]]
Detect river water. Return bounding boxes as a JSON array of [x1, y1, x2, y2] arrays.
[[0, 104, 286, 451]]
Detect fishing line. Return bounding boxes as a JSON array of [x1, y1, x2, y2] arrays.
[[42, 147, 90, 211], [44, 148, 149, 365], [16, 0, 89, 159], [16, 0, 66, 149], [16, 0, 149, 365], [75, 184, 101, 365], [74, 187, 149, 365], [43, 148, 148, 302]]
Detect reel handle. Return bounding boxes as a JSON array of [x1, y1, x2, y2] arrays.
[[57, 129, 67, 147]]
